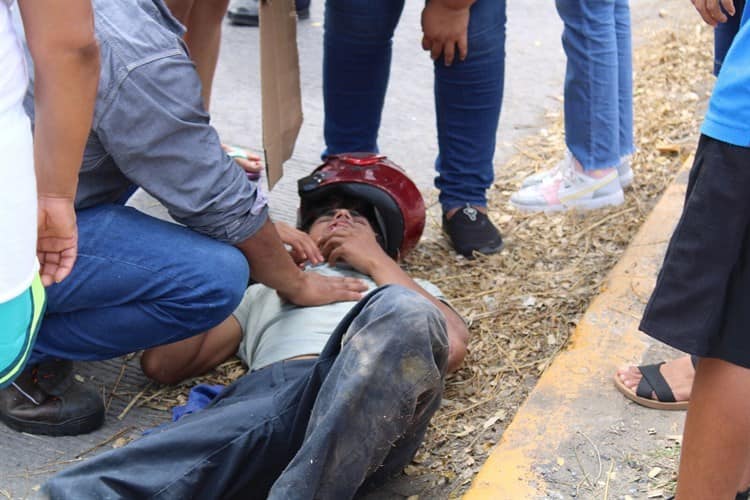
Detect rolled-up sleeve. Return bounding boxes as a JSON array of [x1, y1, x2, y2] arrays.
[[96, 52, 268, 244]]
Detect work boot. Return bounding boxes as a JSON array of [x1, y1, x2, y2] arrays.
[[0, 360, 105, 436]]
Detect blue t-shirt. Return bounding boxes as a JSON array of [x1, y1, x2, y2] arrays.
[[702, 2, 750, 146]]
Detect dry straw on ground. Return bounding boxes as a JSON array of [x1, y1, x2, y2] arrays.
[[131, 17, 713, 499], [400, 19, 713, 497]]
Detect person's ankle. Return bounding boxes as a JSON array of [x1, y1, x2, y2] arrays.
[[571, 155, 617, 179], [444, 205, 487, 219]]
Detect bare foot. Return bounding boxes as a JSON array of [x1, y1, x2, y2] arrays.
[[616, 355, 695, 402]]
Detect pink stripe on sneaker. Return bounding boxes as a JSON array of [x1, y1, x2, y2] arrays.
[[542, 179, 562, 205]]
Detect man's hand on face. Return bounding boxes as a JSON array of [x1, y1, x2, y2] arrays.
[[318, 220, 391, 276], [274, 221, 324, 267], [37, 195, 78, 286]]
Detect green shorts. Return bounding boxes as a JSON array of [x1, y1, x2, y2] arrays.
[[0, 274, 46, 388]]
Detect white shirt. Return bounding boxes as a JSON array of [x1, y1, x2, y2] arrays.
[[233, 264, 445, 371], [0, 0, 37, 302], [0, 0, 26, 115]]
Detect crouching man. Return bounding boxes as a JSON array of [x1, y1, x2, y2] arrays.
[[44, 155, 469, 500]]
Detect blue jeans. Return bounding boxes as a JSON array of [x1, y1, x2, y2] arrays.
[[29, 204, 248, 365], [45, 286, 449, 500], [556, 0, 634, 171], [322, 0, 506, 211], [714, 0, 746, 75]]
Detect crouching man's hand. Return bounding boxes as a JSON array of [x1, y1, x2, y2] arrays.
[[274, 221, 324, 266], [279, 271, 369, 306], [236, 219, 368, 307], [37, 195, 78, 286]]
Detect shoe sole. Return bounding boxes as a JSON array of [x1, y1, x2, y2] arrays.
[[440, 228, 504, 258], [619, 169, 634, 189], [0, 407, 105, 436], [523, 172, 634, 190], [510, 190, 625, 213]]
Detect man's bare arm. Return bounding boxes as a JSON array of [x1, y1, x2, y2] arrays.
[[18, 0, 99, 285]]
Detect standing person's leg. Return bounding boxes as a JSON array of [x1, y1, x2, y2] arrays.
[[614, 0, 634, 180], [511, 0, 624, 212], [268, 285, 449, 499], [0, 204, 248, 436], [184, 0, 231, 109], [436, 0, 506, 257], [165, 0, 229, 110], [675, 358, 750, 499], [558, 0, 619, 171], [322, 0, 405, 155], [165, 0, 194, 23], [714, 0, 746, 75]]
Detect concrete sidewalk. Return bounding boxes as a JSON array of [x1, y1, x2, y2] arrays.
[[465, 158, 693, 499]]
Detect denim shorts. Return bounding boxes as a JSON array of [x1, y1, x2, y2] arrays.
[[640, 135, 750, 367]]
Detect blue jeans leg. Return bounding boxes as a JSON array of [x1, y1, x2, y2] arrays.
[[30, 204, 248, 364], [323, 0, 506, 213], [322, 0, 405, 155], [434, 0, 506, 211], [615, 0, 634, 160], [44, 286, 447, 500], [556, 0, 634, 171], [714, 0, 746, 75], [269, 285, 449, 499], [44, 359, 315, 500]]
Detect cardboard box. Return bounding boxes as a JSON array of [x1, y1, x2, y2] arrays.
[[259, 0, 303, 190]]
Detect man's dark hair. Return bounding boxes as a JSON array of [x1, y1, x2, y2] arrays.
[[299, 195, 386, 250]]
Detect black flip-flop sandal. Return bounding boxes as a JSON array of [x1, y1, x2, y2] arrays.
[[613, 361, 689, 410]]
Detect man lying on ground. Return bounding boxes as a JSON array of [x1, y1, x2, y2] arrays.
[[0, 0, 365, 438], [44, 155, 469, 500]]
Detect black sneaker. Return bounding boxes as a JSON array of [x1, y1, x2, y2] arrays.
[[443, 204, 503, 258], [0, 360, 105, 436]]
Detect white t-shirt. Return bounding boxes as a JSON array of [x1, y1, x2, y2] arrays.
[[0, 0, 37, 302], [233, 264, 446, 371], [0, 0, 26, 114]]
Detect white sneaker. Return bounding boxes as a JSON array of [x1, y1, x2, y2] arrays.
[[521, 153, 634, 189], [510, 153, 624, 212]]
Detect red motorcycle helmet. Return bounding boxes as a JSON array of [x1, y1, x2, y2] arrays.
[[298, 153, 426, 259]]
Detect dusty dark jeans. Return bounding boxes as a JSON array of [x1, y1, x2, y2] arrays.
[[45, 285, 449, 500]]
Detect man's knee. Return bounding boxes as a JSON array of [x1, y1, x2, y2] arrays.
[[366, 286, 449, 360], [140, 350, 173, 385], [191, 244, 248, 328]]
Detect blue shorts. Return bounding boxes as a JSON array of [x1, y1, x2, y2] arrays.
[[0, 274, 46, 388]]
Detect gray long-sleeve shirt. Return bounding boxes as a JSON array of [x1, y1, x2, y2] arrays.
[[23, 0, 268, 244]]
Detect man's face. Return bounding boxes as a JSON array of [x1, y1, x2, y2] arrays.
[[307, 208, 377, 244]]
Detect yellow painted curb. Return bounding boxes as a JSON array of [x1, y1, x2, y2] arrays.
[[464, 157, 693, 499]]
